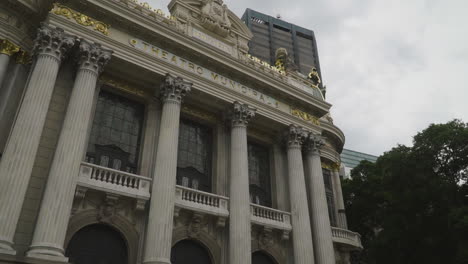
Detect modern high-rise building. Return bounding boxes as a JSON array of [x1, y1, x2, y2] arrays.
[[0, 1, 361, 264], [241, 8, 323, 82], [340, 149, 378, 179]]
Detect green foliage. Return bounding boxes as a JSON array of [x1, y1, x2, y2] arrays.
[[343, 120, 468, 264]]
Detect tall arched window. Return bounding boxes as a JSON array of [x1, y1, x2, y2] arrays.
[[66, 224, 128, 264], [252, 251, 278, 264], [323, 168, 337, 226], [248, 142, 272, 207], [86, 90, 144, 174], [177, 119, 212, 192], [170, 239, 212, 264]]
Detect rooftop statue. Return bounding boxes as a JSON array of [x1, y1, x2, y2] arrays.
[[275, 48, 298, 73], [201, 0, 231, 37], [308, 67, 321, 86]]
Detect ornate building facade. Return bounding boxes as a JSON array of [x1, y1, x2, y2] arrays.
[[0, 1, 361, 264]]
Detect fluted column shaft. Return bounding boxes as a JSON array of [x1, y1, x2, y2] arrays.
[[332, 169, 348, 229], [0, 26, 75, 255], [305, 134, 336, 264], [144, 74, 191, 264], [27, 41, 112, 261], [286, 125, 315, 264], [228, 102, 255, 264], [0, 39, 20, 88], [0, 51, 30, 153]]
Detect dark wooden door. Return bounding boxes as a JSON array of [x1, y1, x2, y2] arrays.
[[66, 224, 128, 264], [170, 240, 212, 264]]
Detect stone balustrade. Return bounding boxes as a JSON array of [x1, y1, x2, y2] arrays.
[[77, 162, 151, 200], [331, 227, 363, 249], [250, 203, 292, 239], [174, 185, 229, 218]]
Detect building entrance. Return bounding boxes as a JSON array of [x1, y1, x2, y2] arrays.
[[66, 224, 128, 264], [170, 239, 212, 264], [252, 251, 277, 264]]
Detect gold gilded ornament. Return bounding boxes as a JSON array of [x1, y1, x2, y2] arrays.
[[0, 39, 20, 56], [52, 3, 110, 36]]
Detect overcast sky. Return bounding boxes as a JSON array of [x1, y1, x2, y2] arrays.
[[147, 0, 468, 156]]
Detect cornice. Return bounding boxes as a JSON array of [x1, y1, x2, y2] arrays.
[[83, 0, 331, 116]]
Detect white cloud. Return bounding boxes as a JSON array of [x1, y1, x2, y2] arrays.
[[146, 0, 468, 155]]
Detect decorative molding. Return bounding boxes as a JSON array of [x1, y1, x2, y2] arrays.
[[322, 162, 341, 171], [51, 3, 110, 36], [100, 75, 147, 97], [291, 108, 320, 126], [0, 39, 20, 56], [200, 0, 231, 37]]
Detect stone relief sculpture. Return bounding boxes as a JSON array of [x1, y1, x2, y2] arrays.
[[200, 0, 231, 37]]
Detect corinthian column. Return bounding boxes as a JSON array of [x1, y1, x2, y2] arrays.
[[27, 40, 112, 261], [286, 125, 315, 264], [305, 133, 336, 264], [0, 39, 20, 88], [143, 74, 191, 264], [228, 101, 255, 264], [0, 25, 75, 255]]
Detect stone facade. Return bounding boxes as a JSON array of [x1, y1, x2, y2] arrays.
[[0, 0, 361, 263]]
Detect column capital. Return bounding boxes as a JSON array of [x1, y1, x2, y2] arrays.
[[160, 73, 192, 104], [33, 24, 76, 61], [286, 125, 307, 148], [0, 39, 20, 56], [78, 40, 113, 75], [305, 133, 324, 155], [230, 101, 256, 127]]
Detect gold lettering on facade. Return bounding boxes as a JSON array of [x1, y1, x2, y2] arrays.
[[291, 108, 320, 126], [51, 3, 110, 36], [100, 75, 146, 97]]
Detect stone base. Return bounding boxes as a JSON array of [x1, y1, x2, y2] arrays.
[[0, 247, 16, 255], [26, 252, 69, 263], [143, 257, 171, 264]]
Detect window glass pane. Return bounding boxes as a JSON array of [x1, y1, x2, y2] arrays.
[[322, 168, 337, 226], [176, 119, 212, 192], [86, 90, 144, 173], [248, 142, 271, 207]]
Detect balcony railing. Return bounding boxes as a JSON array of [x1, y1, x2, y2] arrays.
[[174, 185, 229, 218], [250, 203, 292, 234], [77, 162, 151, 200], [331, 227, 363, 249]]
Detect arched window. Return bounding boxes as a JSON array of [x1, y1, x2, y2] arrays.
[[86, 90, 144, 174], [177, 119, 213, 192], [66, 224, 128, 264], [248, 142, 272, 207], [252, 251, 277, 264], [323, 168, 337, 226], [170, 239, 212, 264]]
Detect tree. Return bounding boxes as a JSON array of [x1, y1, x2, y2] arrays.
[[343, 120, 468, 264]]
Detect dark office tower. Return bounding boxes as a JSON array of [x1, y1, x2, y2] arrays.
[[241, 8, 323, 80]]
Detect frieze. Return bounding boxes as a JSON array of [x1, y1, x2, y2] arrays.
[[128, 38, 322, 127], [291, 108, 320, 126], [51, 3, 110, 36]]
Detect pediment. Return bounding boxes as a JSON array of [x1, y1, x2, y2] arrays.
[[169, 0, 252, 52]]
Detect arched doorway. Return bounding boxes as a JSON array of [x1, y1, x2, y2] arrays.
[[170, 239, 213, 264], [65, 224, 128, 264], [252, 251, 278, 264]]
